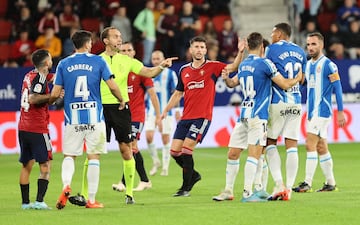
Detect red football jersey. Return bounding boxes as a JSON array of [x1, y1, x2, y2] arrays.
[[18, 70, 54, 133], [177, 61, 226, 120], [128, 72, 154, 122]]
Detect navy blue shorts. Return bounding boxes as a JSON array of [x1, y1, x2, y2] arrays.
[[173, 119, 211, 143], [131, 121, 144, 140], [103, 104, 132, 143], [18, 131, 53, 165]]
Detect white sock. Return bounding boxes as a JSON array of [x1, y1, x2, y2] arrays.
[[254, 155, 264, 191], [262, 155, 269, 191], [305, 151, 318, 186], [225, 159, 239, 193], [148, 142, 160, 165], [61, 157, 74, 188], [162, 143, 170, 170], [266, 145, 283, 186], [87, 159, 100, 204], [286, 147, 299, 189], [319, 152, 336, 186], [243, 157, 258, 198]]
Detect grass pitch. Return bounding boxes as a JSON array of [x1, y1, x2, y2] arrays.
[[0, 143, 359, 225]]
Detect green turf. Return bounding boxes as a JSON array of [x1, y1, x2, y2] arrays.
[[0, 143, 359, 225]]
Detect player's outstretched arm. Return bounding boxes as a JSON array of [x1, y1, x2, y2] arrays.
[[139, 57, 178, 78], [222, 68, 239, 88], [225, 37, 246, 72], [272, 71, 302, 90]]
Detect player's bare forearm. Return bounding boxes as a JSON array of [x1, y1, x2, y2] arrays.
[[29, 93, 51, 105], [161, 90, 182, 119]]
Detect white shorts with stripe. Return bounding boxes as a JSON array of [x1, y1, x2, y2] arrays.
[[267, 102, 302, 140], [63, 122, 107, 156], [228, 117, 268, 149]]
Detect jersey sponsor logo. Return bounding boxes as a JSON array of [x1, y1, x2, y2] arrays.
[[74, 124, 95, 132], [187, 80, 204, 90], [280, 106, 301, 117], [71, 101, 96, 110]]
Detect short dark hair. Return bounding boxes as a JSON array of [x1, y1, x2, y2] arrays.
[[263, 38, 270, 49], [247, 32, 263, 50], [71, 30, 92, 49], [274, 22, 292, 37], [189, 36, 207, 45], [31, 49, 50, 68], [100, 27, 116, 44], [308, 32, 324, 42]]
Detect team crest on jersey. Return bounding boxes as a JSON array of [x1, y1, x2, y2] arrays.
[[185, 73, 190, 78], [33, 83, 42, 93], [131, 74, 136, 81], [200, 70, 205, 76], [316, 66, 321, 73]]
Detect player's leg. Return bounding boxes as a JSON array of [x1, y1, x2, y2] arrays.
[[160, 116, 173, 176], [317, 138, 337, 192], [119, 141, 135, 203], [212, 147, 241, 201], [145, 115, 161, 175], [81, 158, 88, 199], [241, 118, 267, 202], [18, 131, 35, 209], [293, 132, 319, 193]]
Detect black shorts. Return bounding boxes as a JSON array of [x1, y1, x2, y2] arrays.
[[103, 103, 132, 143], [18, 131, 53, 164]]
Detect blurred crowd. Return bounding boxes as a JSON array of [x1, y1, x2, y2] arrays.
[[2, 0, 360, 69]]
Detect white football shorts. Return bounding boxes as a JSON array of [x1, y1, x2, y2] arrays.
[[145, 114, 173, 135], [267, 102, 302, 140], [63, 122, 107, 156], [228, 116, 267, 149], [306, 116, 331, 139]]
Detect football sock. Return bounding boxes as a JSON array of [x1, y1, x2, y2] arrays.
[[87, 159, 100, 204], [36, 179, 49, 202], [81, 158, 89, 199], [266, 145, 283, 186], [305, 151, 318, 186], [162, 143, 171, 171], [225, 159, 239, 192], [262, 155, 269, 191], [243, 156, 258, 197], [182, 147, 194, 191], [123, 158, 135, 197], [254, 155, 264, 191], [319, 152, 336, 186], [171, 149, 183, 167], [20, 183, 30, 204], [62, 156, 75, 188], [148, 142, 160, 165], [133, 150, 149, 182], [286, 147, 299, 189]]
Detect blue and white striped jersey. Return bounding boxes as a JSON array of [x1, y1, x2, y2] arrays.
[[146, 67, 178, 116], [306, 55, 342, 120], [265, 40, 307, 104], [54, 53, 113, 125], [237, 54, 278, 121]]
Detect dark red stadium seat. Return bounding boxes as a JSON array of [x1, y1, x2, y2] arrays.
[[317, 12, 336, 33], [0, 43, 12, 65], [212, 14, 231, 33], [0, 0, 8, 18], [81, 18, 102, 33], [198, 15, 210, 34], [0, 19, 12, 42]]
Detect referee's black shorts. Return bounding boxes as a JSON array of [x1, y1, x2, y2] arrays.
[[103, 103, 132, 143]]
